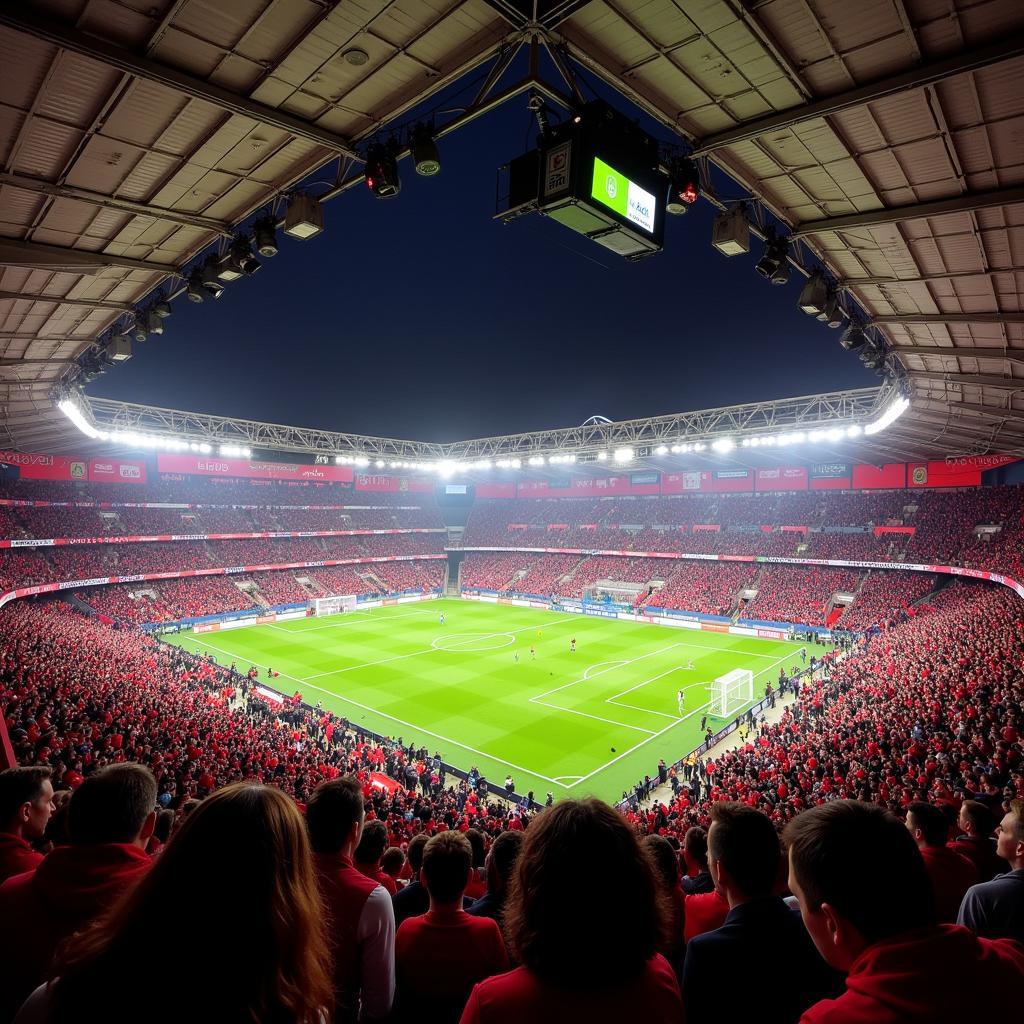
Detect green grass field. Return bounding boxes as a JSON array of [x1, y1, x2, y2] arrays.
[[163, 598, 807, 802]]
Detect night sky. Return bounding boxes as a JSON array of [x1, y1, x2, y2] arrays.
[[92, 57, 873, 444]]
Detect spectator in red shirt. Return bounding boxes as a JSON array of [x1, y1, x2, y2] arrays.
[[0, 767, 54, 884], [15, 784, 333, 1024], [683, 887, 729, 942], [785, 801, 1024, 1024], [395, 831, 508, 1021], [460, 798, 683, 1024], [355, 818, 398, 896], [906, 801, 977, 923], [948, 800, 1004, 882], [308, 777, 395, 1023], [0, 763, 156, 1020]]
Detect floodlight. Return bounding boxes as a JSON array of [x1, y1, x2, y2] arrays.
[[152, 296, 172, 318], [820, 290, 843, 328], [655, 444, 668, 455], [283, 193, 324, 239], [755, 230, 790, 285], [145, 309, 164, 335], [711, 206, 750, 256], [200, 256, 225, 298], [613, 447, 634, 463], [108, 334, 132, 362], [366, 143, 400, 198], [410, 124, 441, 176], [253, 216, 279, 257], [666, 157, 700, 215], [840, 319, 867, 351], [711, 438, 735, 453], [597, 451, 608, 461], [218, 236, 261, 281], [132, 320, 148, 343], [860, 343, 886, 370], [186, 268, 205, 303], [798, 270, 828, 315]]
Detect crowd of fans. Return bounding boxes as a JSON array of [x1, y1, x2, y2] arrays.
[[747, 566, 862, 626], [648, 561, 756, 617], [1, 575, 1023, 1021]]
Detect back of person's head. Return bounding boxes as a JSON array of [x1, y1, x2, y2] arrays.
[[683, 826, 709, 870], [959, 799, 992, 837], [708, 802, 779, 899], [381, 846, 405, 878], [52, 784, 332, 1024], [505, 798, 662, 986], [67, 764, 157, 846], [642, 834, 679, 890], [407, 832, 429, 874], [421, 831, 472, 904], [906, 801, 950, 847], [465, 827, 486, 868], [306, 776, 363, 855], [784, 801, 935, 966], [152, 809, 175, 845], [486, 829, 524, 894], [354, 818, 388, 865], [0, 766, 52, 833]]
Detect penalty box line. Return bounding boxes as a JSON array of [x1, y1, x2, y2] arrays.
[[561, 648, 804, 790]]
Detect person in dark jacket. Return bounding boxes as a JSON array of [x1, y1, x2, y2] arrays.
[[682, 803, 840, 1024], [467, 830, 523, 927], [0, 764, 156, 1022]]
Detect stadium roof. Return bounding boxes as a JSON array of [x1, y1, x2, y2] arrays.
[[1, 0, 1022, 464]]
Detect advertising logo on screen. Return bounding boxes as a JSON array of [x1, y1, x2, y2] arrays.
[[591, 156, 656, 234]]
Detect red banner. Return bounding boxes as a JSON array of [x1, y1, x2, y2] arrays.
[[156, 455, 353, 482], [0, 450, 88, 481], [874, 526, 915, 537], [852, 463, 906, 490], [88, 459, 147, 484], [475, 482, 516, 499], [756, 466, 808, 491], [908, 460, 991, 489]]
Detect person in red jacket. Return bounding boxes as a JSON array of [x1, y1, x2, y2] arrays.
[[307, 776, 395, 1024], [0, 763, 156, 1021], [395, 830, 508, 1021], [0, 767, 55, 884], [906, 801, 977, 923], [785, 800, 1024, 1024], [460, 798, 683, 1024]]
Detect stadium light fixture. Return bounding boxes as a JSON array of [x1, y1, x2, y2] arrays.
[[152, 295, 172, 318], [666, 157, 700, 215], [283, 193, 324, 240], [840, 319, 867, 352], [58, 397, 102, 439], [613, 447, 634, 463], [219, 444, 251, 458], [253, 216, 279, 258], [186, 268, 205, 303], [846, 424, 863, 438], [597, 451, 608, 461], [798, 270, 828, 316], [864, 396, 910, 435], [217, 236, 261, 281], [145, 308, 164, 336], [655, 444, 668, 455], [366, 143, 400, 198], [711, 205, 750, 256], [410, 124, 441, 177], [200, 256, 225, 298], [711, 437, 735, 453], [755, 230, 790, 285], [528, 456, 545, 466]]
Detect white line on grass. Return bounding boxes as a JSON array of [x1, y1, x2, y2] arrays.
[[561, 648, 802, 790], [184, 634, 565, 786], [269, 607, 434, 634], [530, 699, 657, 735], [530, 643, 686, 702], [583, 661, 626, 679]]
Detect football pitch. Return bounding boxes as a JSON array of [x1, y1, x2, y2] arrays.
[[163, 598, 807, 802]]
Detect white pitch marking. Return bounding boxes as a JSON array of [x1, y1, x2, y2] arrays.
[[267, 608, 431, 633], [531, 643, 687, 702], [583, 660, 626, 679], [531, 698, 658, 735]]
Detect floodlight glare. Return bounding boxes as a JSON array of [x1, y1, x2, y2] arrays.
[[613, 447, 634, 463], [283, 193, 324, 240], [366, 143, 400, 198], [410, 124, 441, 176], [711, 437, 735, 453]]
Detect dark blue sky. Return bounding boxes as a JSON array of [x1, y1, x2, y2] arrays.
[[92, 60, 872, 443]]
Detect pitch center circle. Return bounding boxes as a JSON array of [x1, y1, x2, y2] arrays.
[[432, 632, 515, 652]]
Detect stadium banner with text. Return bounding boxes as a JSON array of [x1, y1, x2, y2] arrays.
[[88, 459, 147, 484], [0, 450, 88, 481], [755, 466, 808, 491], [354, 474, 433, 493], [0, 526, 444, 549], [810, 462, 852, 490], [156, 454, 353, 482], [907, 458, 1017, 489]]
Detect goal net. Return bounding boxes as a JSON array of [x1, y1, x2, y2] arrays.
[[709, 668, 754, 718], [309, 594, 358, 617]]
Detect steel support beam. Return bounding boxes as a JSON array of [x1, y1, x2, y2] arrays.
[[690, 33, 1024, 156], [0, 238, 178, 276], [790, 186, 1024, 239], [841, 268, 1021, 288], [873, 313, 1024, 325], [909, 371, 1024, 389], [894, 345, 1024, 364], [0, 172, 233, 236], [912, 397, 1024, 424], [0, 289, 136, 312], [0, 8, 361, 160]]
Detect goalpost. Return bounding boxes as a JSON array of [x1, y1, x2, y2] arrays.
[[309, 594, 358, 617], [708, 668, 754, 718]]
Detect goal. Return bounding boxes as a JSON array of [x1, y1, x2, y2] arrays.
[[309, 594, 358, 617], [708, 668, 754, 718]]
